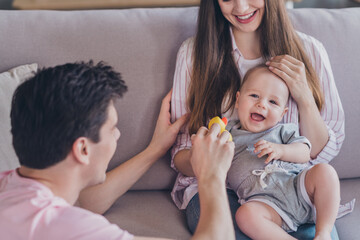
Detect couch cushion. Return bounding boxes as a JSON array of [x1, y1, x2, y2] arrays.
[[0, 63, 38, 172], [104, 190, 190, 239], [104, 177, 359, 240], [336, 178, 360, 239], [289, 8, 360, 179]]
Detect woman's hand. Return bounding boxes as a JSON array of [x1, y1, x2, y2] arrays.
[[148, 89, 189, 157], [266, 55, 314, 106], [267, 55, 329, 158]]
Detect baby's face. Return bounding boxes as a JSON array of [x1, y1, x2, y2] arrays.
[[236, 68, 289, 133]]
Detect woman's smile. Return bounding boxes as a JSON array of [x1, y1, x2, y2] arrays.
[[235, 10, 258, 23]]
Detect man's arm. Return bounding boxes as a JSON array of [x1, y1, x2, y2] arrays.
[[77, 90, 188, 214], [134, 124, 235, 240], [79, 93, 235, 240], [134, 169, 234, 240], [189, 124, 235, 240], [193, 175, 233, 240]]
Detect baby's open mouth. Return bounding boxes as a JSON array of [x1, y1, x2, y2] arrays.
[[251, 113, 265, 121]]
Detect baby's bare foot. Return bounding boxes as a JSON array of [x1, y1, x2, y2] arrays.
[[314, 231, 331, 240]]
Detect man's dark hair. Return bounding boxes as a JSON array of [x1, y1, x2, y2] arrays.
[[10, 61, 127, 169]]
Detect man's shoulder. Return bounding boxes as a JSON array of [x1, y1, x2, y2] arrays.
[[0, 192, 132, 239], [0, 169, 15, 181]]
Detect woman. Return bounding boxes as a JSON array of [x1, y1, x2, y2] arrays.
[[170, 0, 344, 239]]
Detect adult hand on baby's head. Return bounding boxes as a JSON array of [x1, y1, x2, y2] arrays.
[[266, 54, 313, 106], [190, 123, 234, 183]]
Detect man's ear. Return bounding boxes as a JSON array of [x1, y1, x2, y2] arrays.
[[72, 137, 90, 165], [235, 91, 241, 109]]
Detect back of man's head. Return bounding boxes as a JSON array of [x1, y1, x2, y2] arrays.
[[10, 61, 127, 169]]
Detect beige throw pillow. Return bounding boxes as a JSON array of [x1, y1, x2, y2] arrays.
[[0, 63, 38, 171]]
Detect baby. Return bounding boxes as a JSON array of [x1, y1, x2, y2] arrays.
[[226, 65, 346, 240]]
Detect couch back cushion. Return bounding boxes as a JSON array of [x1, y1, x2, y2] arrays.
[[0, 64, 38, 171], [0, 8, 198, 190], [288, 8, 360, 179], [0, 7, 359, 190]]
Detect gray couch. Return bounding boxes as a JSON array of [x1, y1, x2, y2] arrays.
[[0, 7, 359, 240]]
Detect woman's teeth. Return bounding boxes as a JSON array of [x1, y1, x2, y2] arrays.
[[236, 11, 256, 20]]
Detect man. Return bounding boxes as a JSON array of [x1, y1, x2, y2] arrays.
[[0, 61, 235, 239]]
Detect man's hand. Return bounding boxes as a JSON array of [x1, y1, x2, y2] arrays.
[[190, 123, 235, 240], [148, 89, 189, 157], [190, 123, 234, 183]]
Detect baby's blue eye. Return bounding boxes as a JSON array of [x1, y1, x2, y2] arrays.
[[250, 94, 259, 98], [270, 100, 277, 105]]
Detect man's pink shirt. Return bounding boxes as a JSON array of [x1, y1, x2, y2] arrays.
[[0, 169, 134, 240]]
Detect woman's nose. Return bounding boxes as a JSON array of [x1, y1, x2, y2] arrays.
[[234, 0, 250, 13]]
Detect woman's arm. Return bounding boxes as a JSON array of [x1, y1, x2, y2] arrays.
[[173, 149, 194, 177], [267, 40, 344, 161], [170, 38, 195, 176], [305, 40, 345, 162], [267, 55, 328, 159], [297, 97, 328, 159], [77, 90, 188, 214]]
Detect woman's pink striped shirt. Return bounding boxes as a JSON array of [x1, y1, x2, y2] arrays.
[[170, 31, 345, 209]]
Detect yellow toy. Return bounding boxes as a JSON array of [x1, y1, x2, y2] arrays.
[[208, 116, 232, 142]]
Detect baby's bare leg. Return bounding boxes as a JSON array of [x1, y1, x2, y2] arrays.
[[235, 201, 295, 240], [305, 163, 340, 240]]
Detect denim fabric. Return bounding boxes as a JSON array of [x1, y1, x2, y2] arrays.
[[186, 189, 339, 240]]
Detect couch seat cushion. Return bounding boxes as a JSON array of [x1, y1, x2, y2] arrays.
[[104, 190, 191, 239]]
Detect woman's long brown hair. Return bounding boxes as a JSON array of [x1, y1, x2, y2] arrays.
[[187, 0, 324, 135]]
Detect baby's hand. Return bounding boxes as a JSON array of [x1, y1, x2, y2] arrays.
[[254, 140, 283, 164]]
